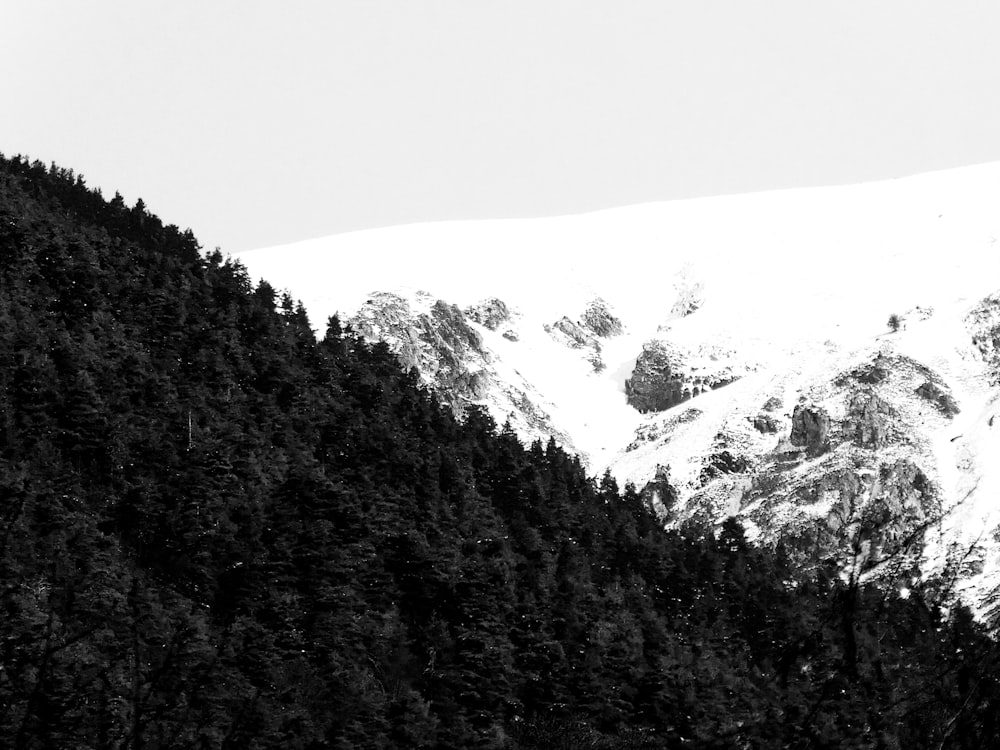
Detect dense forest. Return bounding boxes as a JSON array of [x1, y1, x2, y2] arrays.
[[2, 153, 1000, 748]]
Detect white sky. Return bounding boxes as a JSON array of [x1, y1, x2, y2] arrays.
[[4, 1, 1000, 253]]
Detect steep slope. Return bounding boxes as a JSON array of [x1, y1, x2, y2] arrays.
[[237, 162, 1000, 617], [11, 154, 1000, 747]]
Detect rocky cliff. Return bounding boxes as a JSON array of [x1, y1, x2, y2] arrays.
[[625, 339, 743, 413]]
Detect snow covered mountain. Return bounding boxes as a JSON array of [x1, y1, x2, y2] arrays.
[[235, 162, 1000, 622]]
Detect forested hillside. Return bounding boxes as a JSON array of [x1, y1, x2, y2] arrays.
[[2, 154, 1000, 748]]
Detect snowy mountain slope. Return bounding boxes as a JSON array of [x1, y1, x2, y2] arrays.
[[235, 162, 1000, 619], [346, 289, 578, 453]]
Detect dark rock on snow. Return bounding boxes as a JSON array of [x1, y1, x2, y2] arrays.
[[915, 380, 960, 417], [789, 403, 830, 455]]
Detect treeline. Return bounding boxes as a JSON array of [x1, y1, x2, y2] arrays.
[[1, 153, 999, 748]]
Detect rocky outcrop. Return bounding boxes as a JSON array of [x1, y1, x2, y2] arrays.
[[698, 450, 750, 486], [351, 293, 491, 403], [641, 464, 680, 520], [544, 298, 623, 372], [464, 297, 521, 340], [348, 290, 579, 457], [746, 454, 938, 577], [751, 414, 781, 433], [800, 468, 864, 513], [845, 391, 896, 448], [579, 297, 624, 338], [464, 297, 512, 331], [837, 353, 893, 386], [548, 316, 599, 349], [625, 340, 740, 414], [429, 300, 485, 354], [544, 317, 604, 371], [856, 460, 937, 569], [774, 469, 865, 559], [789, 403, 830, 455], [915, 380, 960, 416], [762, 396, 783, 412], [625, 341, 687, 413]]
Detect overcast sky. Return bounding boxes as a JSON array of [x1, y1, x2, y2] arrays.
[[4, 1, 1000, 253]]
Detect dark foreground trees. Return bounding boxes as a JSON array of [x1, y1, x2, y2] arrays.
[[1, 154, 999, 748]]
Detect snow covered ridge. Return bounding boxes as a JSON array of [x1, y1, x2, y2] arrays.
[[236, 161, 1000, 621]]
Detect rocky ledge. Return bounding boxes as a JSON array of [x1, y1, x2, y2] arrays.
[[625, 340, 739, 413]]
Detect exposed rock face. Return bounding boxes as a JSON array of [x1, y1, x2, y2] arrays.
[[625, 340, 741, 414], [838, 353, 893, 386], [704, 340, 975, 585], [698, 450, 750, 486], [746, 451, 938, 576], [845, 391, 896, 448], [348, 290, 578, 457], [580, 297, 624, 337], [789, 404, 830, 455], [611, 315, 980, 600], [429, 300, 485, 354], [465, 297, 520, 341], [915, 380, 960, 416], [625, 341, 687, 413], [751, 414, 781, 434], [857, 459, 937, 568], [544, 298, 624, 372], [762, 396, 783, 412], [548, 316, 599, 349], [464, 297, 511, 331], [351, 293, 491, 403], [640, 464, 679, 520], [544, 317, 604, 371], [774, 469, 866, 559], [798, 468, 864, 513]]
